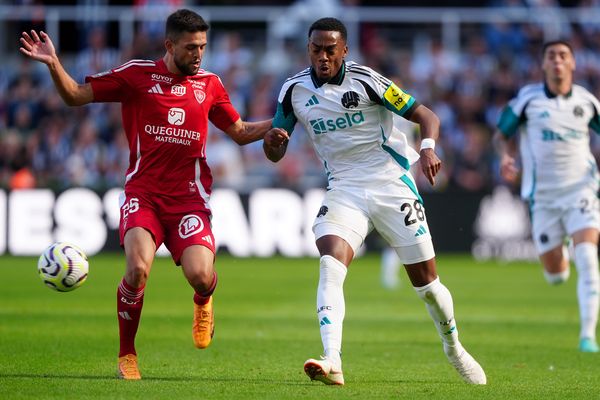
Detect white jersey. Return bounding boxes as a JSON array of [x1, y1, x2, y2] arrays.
[[498, 83, 600, 202], [273, 61, 420, 189]]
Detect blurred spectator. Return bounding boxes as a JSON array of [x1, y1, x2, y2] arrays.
[[450, 123, 494, 193], [74, 26, 121, 82], [205, 126, 247, 191], [4, 2, 600, 194]]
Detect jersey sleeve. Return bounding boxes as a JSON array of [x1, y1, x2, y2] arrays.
[[208, 76, 240, 132], [585, 90, 600, 134], [85, 65, 132, 103], [350, 64, 419, 119], [272, 80, 299, 134], [497, 85, 535, 138]]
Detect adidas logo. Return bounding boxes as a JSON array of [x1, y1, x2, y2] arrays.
[[538, 111, 550, 118], [319, 316, 331, 326], [118, 311, 132, 321], [414, 225, 427, 237], [305, 95, 319, 107], [201, 235, 213, 245], [148, 83, 164, 94]]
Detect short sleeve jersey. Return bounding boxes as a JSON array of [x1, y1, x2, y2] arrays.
[[497, 83, 600, 201], [86, 59, 239, 212], [273, 61, 420, 188]]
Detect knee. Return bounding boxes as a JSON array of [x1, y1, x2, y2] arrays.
[[187, 267, 214, 290], [316, 237, 353, 266], [125, 260, 150, 287]]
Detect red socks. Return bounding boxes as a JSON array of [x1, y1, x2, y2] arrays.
[[193, 272, 218, 305], [117, 278, 145, 357]]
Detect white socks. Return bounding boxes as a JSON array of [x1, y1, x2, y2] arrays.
[[317, 255, 347, 367], [414, 277, 461, 356], [574, 242, 600, 340], [543, 245, 571, 285], [544, 269, 571, 285]]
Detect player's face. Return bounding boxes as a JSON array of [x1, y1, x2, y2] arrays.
[[167, 31, 207, 76], [542, 43, 575, 82], [308, 30, 348, 80]]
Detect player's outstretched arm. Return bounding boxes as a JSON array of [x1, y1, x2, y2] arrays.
[[224, 118, 273, 145], [19, 30, 93, 106], [263, 128, 289, 162], [409, 104, 441, 186], [493, 130, 519, 183]]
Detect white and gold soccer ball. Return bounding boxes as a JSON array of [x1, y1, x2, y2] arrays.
[[37, 242, 89, 292]]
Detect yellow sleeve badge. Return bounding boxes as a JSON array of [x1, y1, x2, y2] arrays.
[[383, 83, 413, 112]]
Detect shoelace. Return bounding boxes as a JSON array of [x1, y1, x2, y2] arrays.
[[195, 308, 211, 332], [120, 358, 139, 375]]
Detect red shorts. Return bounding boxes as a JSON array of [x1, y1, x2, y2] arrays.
[[119, 191, 215, 264]]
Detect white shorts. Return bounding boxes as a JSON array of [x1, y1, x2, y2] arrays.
[[312, 176, 435, 264], [531, 187, 600, 254]]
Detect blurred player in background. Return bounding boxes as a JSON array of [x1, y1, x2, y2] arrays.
[[20, 9, 272, 379], [263, 17, 486, 386], [495, 40, 600, 353]]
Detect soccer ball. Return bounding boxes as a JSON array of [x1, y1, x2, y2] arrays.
[[37, 242, 89, 292]]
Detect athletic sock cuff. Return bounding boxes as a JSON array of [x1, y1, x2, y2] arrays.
[[194, 272, 218, 304], [119, 278, 145, 300]]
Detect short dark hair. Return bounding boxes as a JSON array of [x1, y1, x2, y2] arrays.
[[166, 9, 209, 42], [308, 17, 347, 42], [542, 39, 574, 57]]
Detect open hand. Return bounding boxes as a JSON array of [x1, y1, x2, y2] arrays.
[[19, 30, 56, 65]]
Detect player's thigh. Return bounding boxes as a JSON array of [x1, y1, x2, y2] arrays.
[[119, 191, 165, 248], [312, 187, 372, 255], [163, 211, 215, 266], [531, 206, 565, 255], [369, 184, 435, 264], [180, 244, 215, 286], [564, 189, 600, 238], [124, 227, 157, 268]]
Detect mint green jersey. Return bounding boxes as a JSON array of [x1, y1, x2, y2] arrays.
[[497, 83, 600, 202], [273, 61, 420, 188]]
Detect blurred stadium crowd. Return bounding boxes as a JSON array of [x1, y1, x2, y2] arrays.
[[2, 0, 600, 193]]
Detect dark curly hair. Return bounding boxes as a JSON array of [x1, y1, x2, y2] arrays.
[[308, 17, 347, 42]]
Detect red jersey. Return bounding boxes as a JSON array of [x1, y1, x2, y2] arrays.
[[86, 59, 239, 213]]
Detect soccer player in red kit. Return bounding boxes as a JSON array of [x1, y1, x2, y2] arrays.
[[20, 9, 278, 380]]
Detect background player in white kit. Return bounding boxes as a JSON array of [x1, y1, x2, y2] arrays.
[[263, 17, 486, 385], [495, 40, 600, 353]]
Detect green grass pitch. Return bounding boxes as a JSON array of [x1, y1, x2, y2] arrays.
[[1, 252, 599, 399]]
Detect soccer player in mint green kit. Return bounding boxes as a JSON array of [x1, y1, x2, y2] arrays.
[[495, 40, 600, 353], [263, 17, 486, 385]]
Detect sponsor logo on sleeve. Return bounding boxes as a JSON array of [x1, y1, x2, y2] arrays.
[[383, 83, 412, 111]]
